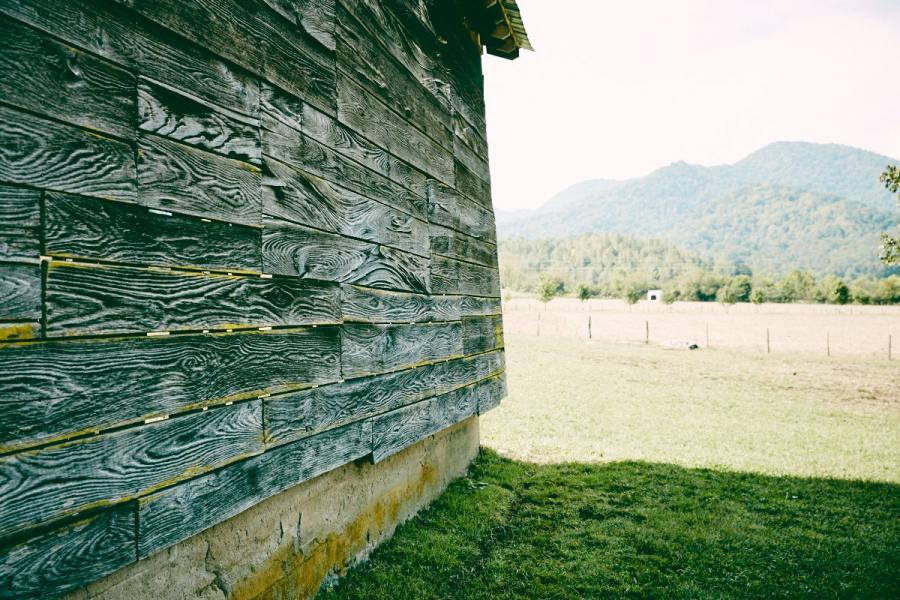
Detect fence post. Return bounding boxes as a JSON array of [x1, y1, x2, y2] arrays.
[[766, 328, 770, 354], [705, 323, 710, 348], [588, 315, 592, 340], [826, 332, 830, 357], [645, 320, 649, 345], [536, 312, 541, 337], [890, 335, 893, 360]]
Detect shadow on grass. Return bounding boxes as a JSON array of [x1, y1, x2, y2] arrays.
[[321, 449, 900, 600]]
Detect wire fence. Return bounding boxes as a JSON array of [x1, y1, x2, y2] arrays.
[[502, 298, 900, 359]]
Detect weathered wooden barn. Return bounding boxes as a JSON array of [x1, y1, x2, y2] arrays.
[[0, 0, 529, 597]]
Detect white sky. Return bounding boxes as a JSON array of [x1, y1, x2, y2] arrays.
[[482, 0, 900, 211]]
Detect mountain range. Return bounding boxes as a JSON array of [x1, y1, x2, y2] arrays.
[[497, 142, 899, 278]]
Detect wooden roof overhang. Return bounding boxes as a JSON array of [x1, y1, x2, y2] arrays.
[[469, 0, 533, 59]]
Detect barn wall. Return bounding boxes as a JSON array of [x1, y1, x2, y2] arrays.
[[0, 1, 506, 597]]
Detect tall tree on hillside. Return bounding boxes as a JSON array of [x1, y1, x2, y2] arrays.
[[880, 165, 900, 265]]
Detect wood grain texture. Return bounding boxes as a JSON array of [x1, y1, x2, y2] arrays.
[[0, 17, 135, 140], [458, 295, 502, 318], [262, 112, 427, 220], [0, 186, 40, 262], [430, 350, 505, 397], [336, 5, 452, 150], [137, 419, 369, 559], [262, 157, 428, 256], [455, 158, 492, 210], [462, 315, 504, 355], [45, 192, 262, 272], [371, 383, 478, 463], [115, 0, 336, 113], [336, 72, 453, 185], [137, 134, 262, 226], [0, 105, 135, 202], [138, 79, 261, 165], [261, 0, 336, 51], [0, 327, 340, 452], [0, 400, 263, 539], [340, 322, 463, 379], [431, 256, 501, 297], [303, 99, 431, 198], [262, 220, 430, 293], [477, 373, 507, 414], [1, 0, 260, 116], [429, 223, 497, 268], [341, 285, 460, 324], [453, 130, 490, 184], [337, 0, 450, 112], [0, 263, 41, 324], [427, 180, 496, 243], [45, 262, 340, 336], [266, 365, 437, 447], [0, 504, 135, 599]]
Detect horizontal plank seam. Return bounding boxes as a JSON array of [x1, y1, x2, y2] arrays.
[[0, 99, 137, 148]]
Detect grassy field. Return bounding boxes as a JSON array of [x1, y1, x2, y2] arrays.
[[324, 335, 900, 598]]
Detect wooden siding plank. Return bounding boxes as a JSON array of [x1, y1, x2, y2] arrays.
[[426, 180, 496, 243], [429, 223, 498, 268], [336, 0, 450, 112], [453, 130, 491, 184], [0, 105, 135, 202], [303, 99, 431, 198], [138, 79, 261, 165], [431, 350, 505, 396], [336, 7, 452, 150], [262, 157, 429, 257], [477, 373, 508, 415], [0, 400, 263, 539], [371, 383, 478, 463], [136, 419, 369, 559], [0, 186, 40, 262], [336, 72, 454, 185], [340, 322, 463, 379], [265, 366, 437, 447], [261, 112, 427, 220], [137, 134, 262, 226], [114, 0, 336, 114], [0, 327, 340, 452], [458, 295, 502, 318], [341, 285, 459, 324], [431, 256, 501, 297], [0, 505, 136, 599], [262, 220, 430, 294], [1, 0, 260, 117], [261, 0, 336, 51], [0, 17, 135, 140], [44, 192, 262, 272], [45, 262, 340, 337], [0, 263, 41, 324], [455, 158, 492, 210], [462, 315, 505, 355]]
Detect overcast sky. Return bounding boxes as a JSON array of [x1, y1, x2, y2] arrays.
[[482, 0, 900, 211]]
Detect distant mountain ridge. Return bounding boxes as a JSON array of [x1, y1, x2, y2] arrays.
[[498, 142, 899, 278]]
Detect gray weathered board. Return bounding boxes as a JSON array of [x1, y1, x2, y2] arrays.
[[0, 1, 505, 597]]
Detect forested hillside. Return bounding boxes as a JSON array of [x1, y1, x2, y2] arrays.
[[499, 142, 899, 279]]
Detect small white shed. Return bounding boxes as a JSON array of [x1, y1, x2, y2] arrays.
[[647, 289, 663, 302]]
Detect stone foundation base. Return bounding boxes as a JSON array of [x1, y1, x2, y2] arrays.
[[63, 417, 481, 600]]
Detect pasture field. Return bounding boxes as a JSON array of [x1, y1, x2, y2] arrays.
[[325, 334, 900, 599], [483, 334, 899, 480], [502, 297, 900, 359]]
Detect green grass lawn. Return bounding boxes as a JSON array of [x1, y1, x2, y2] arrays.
[[323, 335, 900, 599]]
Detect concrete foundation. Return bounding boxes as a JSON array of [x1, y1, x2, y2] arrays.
[[63, 417, 481, 600]]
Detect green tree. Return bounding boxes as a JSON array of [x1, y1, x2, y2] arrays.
[[880, 165, 900, 265], [624, 286, 643, 305], [536, 275, 563, 303], [779, 270, 816, 302], [819, 275, 849, 304], [575, 283, 592, 302], [749, 288, 766, 304], [729, 275, 753, 303], [716, 285, 737, 305]]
